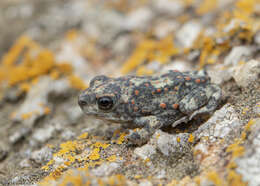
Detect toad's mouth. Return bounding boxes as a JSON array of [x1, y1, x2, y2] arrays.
[[82, 111, 133, 124]]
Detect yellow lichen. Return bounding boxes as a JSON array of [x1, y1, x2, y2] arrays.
[[226, 142, 245, 159], [121, 35, 178, 74], [69, 75, 88, 90], [77, 132, 89, 139], [188, 134, 194, 143], [206, 171, 223, 186], [21, 112, 34, 120], [244, 119, 255, 131], [227, 170, 247, 186], [107, 155, 117, 162], [134, 175, 142, 179], [66, 29, 79, 41], [196, 0, 217, 15], [88, 148, 100, 161], [116, 132, 127, 145]]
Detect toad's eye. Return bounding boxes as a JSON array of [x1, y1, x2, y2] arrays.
[[97, 96, 114, 111]]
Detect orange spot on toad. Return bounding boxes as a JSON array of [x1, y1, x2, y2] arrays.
[[172, 104, 179, 109], [160, 103, 166, 109], [195, 79, 201, 83]]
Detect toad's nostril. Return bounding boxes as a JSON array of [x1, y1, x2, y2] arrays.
[[78, 99, 87, 107]]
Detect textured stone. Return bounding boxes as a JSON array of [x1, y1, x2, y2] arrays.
[[152, 0, 184, 16], [134, 144, 156, 160], [224, 46, 255, 66], [236, 119, 260, 186], [32, 126, 55, 143], [124, 8, 153, 31], [194, 104, 243, 141], [12, 77, 70, 127], [91, 162, 121, 177], [152, 130, 190, 156], [175, 21, 202, 48], [30, 146, 53, 164], [233, 59, 260, 88]]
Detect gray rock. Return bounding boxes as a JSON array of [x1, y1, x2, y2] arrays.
[[55, 42, 92, 81], [152, 130, 190, 156], [175, 21, 202, 48], [233, 59, 260, 88], [64, 105, 83, 124], [9, 127, 30, 144], [253, 102, 260, 116], [139, 180, 153, 186], [0, 143, 8, 161], [61, 129, 76, 140], [19, 159, 31, 168], [224, 46, 255, 66], [134, 144, 156, 160], [91, 162, 121, 177], [32, 126, 55, 143], [124, 8, 153, 31], [194, 104, 243, 142], [30, 146, 53, 164], [236, 119, 260, 186], [161, 60, 193, 74], [207, 64, 233, 85], [11, 77, 70, 127], [254, 31, 260, 45], [154, 21, 179, 38], [152, 0, 184, 16]]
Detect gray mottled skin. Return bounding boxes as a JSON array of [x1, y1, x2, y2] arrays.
[[78, 70, 222, 145]]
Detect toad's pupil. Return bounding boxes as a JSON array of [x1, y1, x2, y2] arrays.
[[98, 97, 113, 110]]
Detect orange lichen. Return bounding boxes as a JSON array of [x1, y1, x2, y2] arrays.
[[134, 175, 142, 179], [88, 148, 100, 161], [196, 0, 217, 15], [66, 29, 79, 41], [69, 75, 88, 90], [21, 112, 34, 120], [227, 170, 247, 186], [188, 134, 194, 143], [0, 35, 83, 94], [121, 35, 178, 74], [241, 119, 256, 140], [77, 132, 89, 139], [91, 142, 110, 149], [50, 70, 60, 80], [144, 158, 150, 163], [244, 119, 255, 131], [116, 132, 127, 145], [226, 142, 245, 159], [44, 106, 51, 115], [107, 155, 117, 162], [56, 63, 73, 74], [206, 171, 223, 186], [19, 82, 31, 92]]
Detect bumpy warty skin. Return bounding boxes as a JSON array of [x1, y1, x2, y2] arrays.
[[78, 70, 222, 145]]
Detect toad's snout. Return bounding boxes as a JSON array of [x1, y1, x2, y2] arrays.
[[78, 93, 88, 108]]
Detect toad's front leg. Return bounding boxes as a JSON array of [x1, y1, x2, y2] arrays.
[[126, 116, 163, 146]]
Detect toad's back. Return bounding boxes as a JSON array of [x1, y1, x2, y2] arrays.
[[118, 70, 210, 118]]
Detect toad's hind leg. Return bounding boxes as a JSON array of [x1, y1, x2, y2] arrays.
[[188, 84, 221, 120], [179, 84, 222, 120]]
